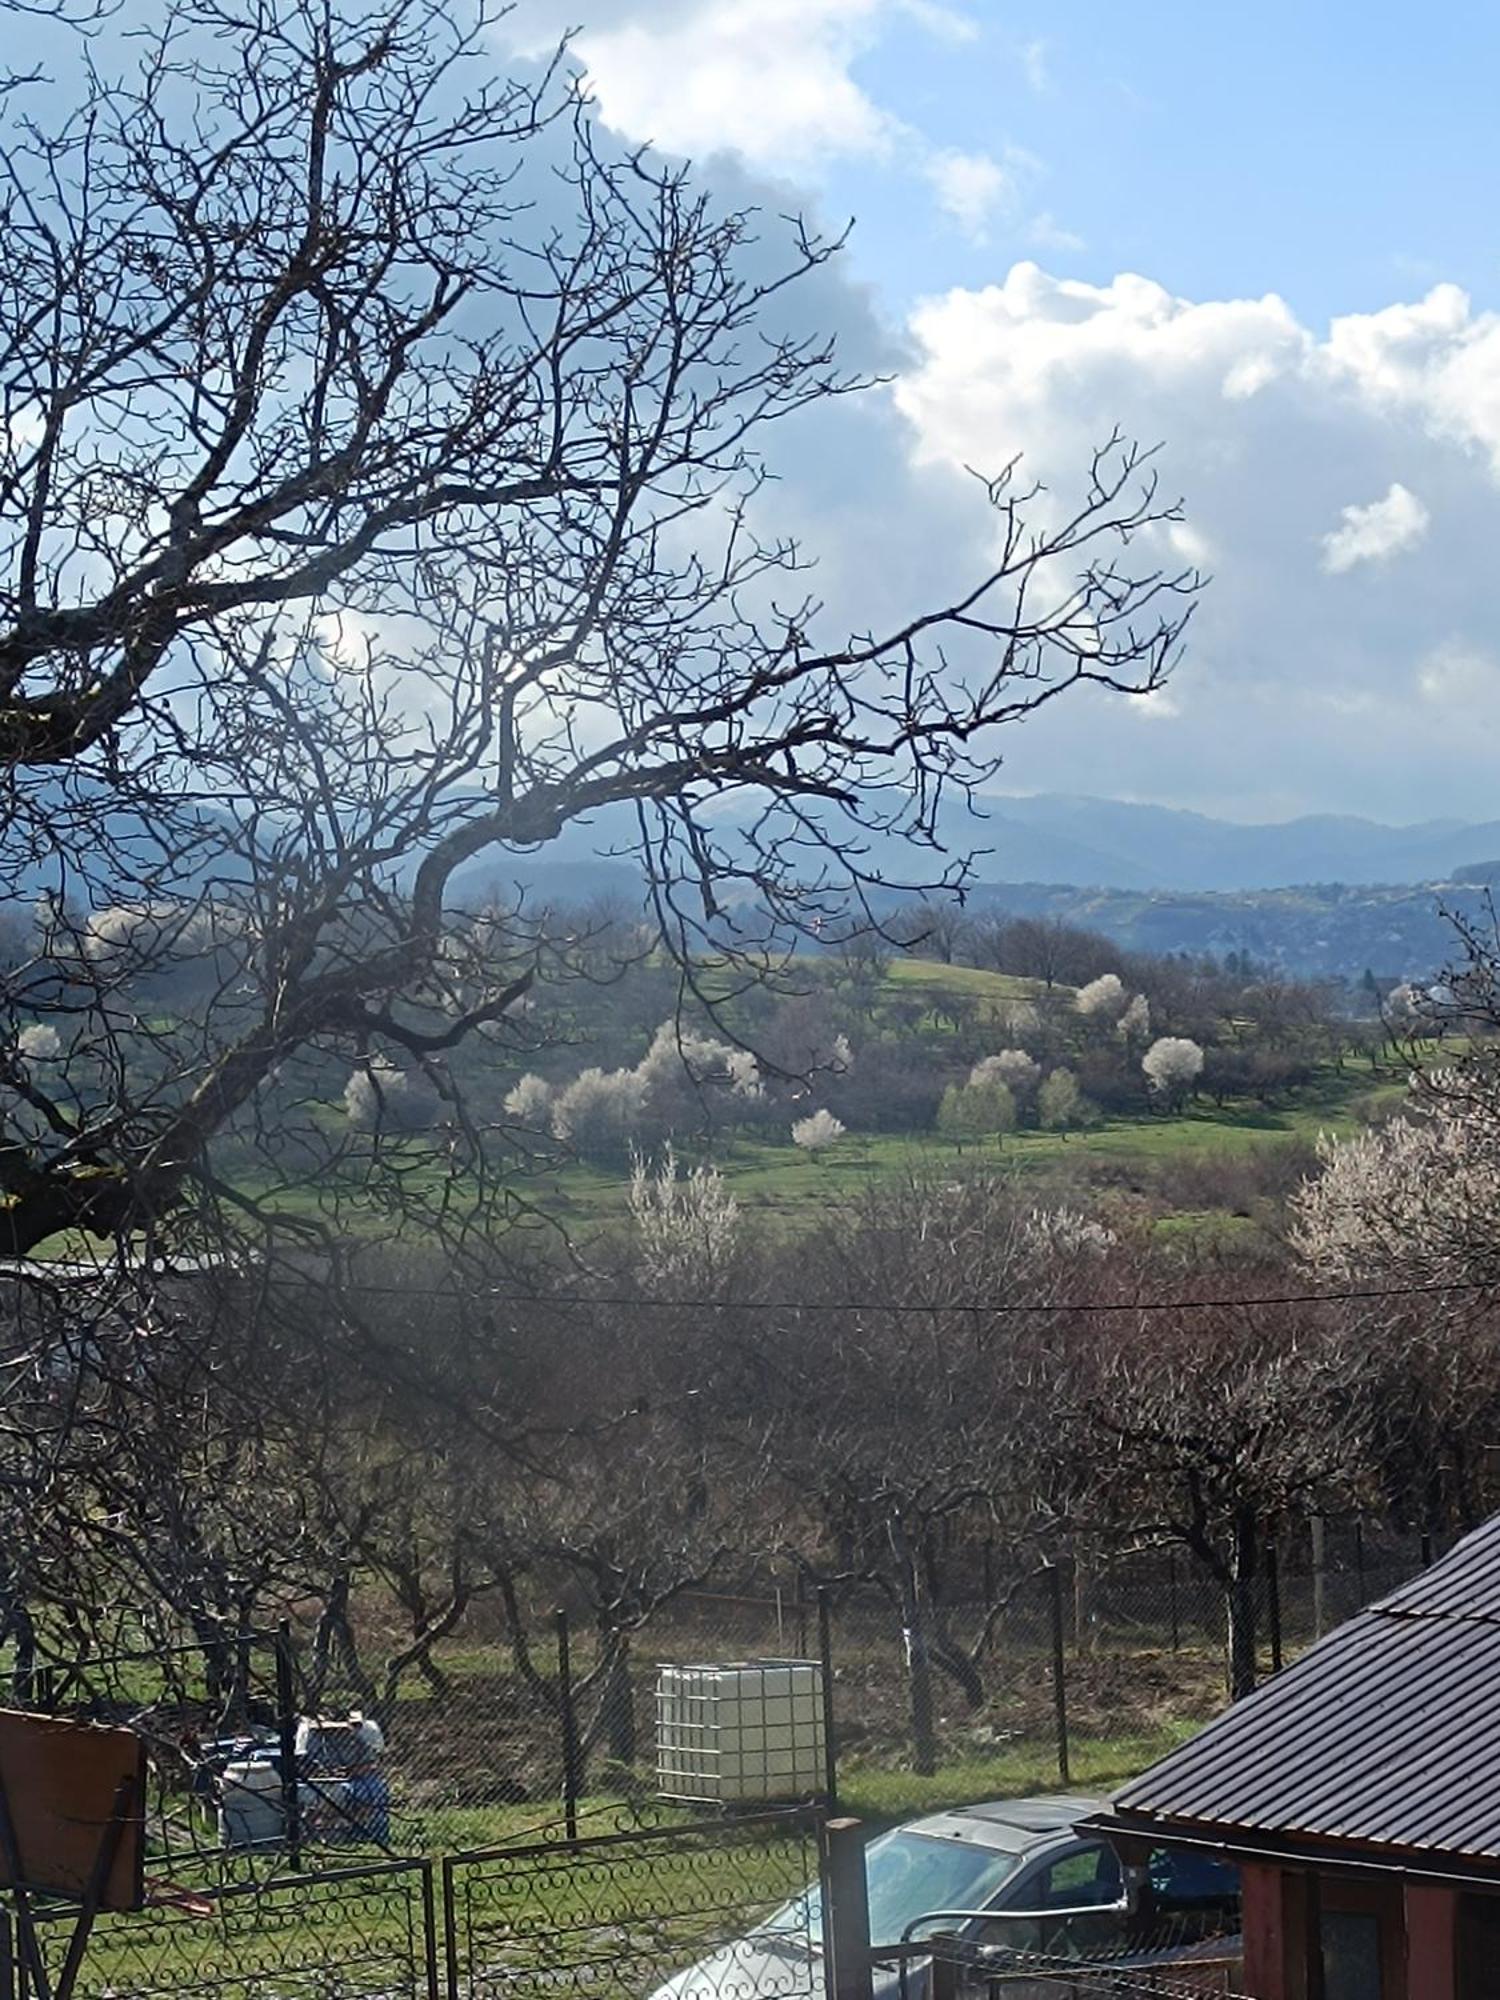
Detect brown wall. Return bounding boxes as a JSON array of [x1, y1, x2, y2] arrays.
[[1236, 1861, 1460, 1999]]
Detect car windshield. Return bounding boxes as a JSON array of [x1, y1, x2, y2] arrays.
[[763, 1831, 1022, 1947]]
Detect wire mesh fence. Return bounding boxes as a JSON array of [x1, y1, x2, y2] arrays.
[[0, 1517, 1439, 1876], [920, 1938, 1248, 1999]]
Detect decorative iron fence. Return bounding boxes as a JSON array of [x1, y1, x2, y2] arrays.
[[441, 1805, 825, 2000], [13, 1856, 439, 2000]]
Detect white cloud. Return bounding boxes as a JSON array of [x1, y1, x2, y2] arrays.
[[1020, 37, 1049, 93], [882, 266, 1500, 815], [1416, 639, 1500, 711], [925, 149, 1017, 241], [499, 1, 1032, 239], [559, 0, 899, 170], [1027, 211, 1085, 254], [1124, 687, 1183, 723], [896, 0, 979, 43], [1321, 482, 1430, 573]]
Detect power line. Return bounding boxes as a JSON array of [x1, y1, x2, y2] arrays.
[[223, 1272, 1499, 1319], [19, 1255, 1493, 1319]]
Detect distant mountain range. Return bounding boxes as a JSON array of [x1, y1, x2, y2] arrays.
[[458, 793, 1499, 982], [468, 793, 1500, 901], [958, 795, 1500, 893]]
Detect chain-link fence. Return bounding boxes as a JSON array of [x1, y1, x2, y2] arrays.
[[3, 1518, 1439, 1872]]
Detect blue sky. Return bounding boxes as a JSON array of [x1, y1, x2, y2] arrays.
[[828, 3, 1500, 323], [496, 3, 1500, 824]]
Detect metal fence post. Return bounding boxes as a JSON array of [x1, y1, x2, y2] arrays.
[[420, 1861, 441, 2000], [817, 1587, 838, 1814], [1355, 1518, 1367, 1606], [821, 1818, 873, 2000], [928, 1934, 961, 2000], [275, 1620, 303, 1872], [1421, 1530, 1434, 1569], [1045, 1563, 1070, 1787], [1168, 1550, 1181, 1652], [555, 1609, 581, 1842], [1266, 1540, 1283, 1675], [794, 1570, 809, 1659], [441, 1855, 460, 2000]]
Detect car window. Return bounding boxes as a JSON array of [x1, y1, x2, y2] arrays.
[[1036, 1845, 1123, 1909], [1148, 1848, 1239, 1908], [763, 1830, 1022, 1946], [979, 1845, 1125, 1960], [862, 1831, 1024, 1944]]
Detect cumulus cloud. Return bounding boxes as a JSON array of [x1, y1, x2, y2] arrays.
[[498, 0, 1032, 239], [888, 266, 1500, 816], [558, 0, 899, 170], [500, 0, 964, 173], [1321, 482, 1430, 573]]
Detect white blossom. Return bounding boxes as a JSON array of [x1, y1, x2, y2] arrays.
[[629, 1146, 739, 1292], [1142, 1035, 1205, 1100], [504, 1073, 554, 1126], [1075, 972, 1128, 1019], [791, 1108, 846, 1154], [1290, 1081, 1500, 1286], [1025, 1205, 1118, 1257], [550, 1065, 646, 1152], [970, 1049, 1039, 1093], [1116, 993, 1151, 1043], [344, 1056, 409, 1129]]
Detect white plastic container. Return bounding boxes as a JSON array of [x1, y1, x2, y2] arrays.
[[218, 1759, 287, 1849], [655, 1660, 825, 1804], [294, 1712, 384, 1773]]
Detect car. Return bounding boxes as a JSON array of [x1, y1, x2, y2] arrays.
[[649, 1795, 1240, 2000]]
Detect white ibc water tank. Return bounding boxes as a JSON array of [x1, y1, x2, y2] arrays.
[[655, 1660, 825, 1804]]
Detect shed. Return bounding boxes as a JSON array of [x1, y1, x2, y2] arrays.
[[1086, 1515, 1500, 1999]]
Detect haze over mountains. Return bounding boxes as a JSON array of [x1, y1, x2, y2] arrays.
[[469, 794, 1497, 983], [490, 794, 1500, 904], [966, 796, 1500, 893]]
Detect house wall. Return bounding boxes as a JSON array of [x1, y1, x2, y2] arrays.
[[1405, 1884, 1456, 2000], [1236, 1861, 1459, 1999]]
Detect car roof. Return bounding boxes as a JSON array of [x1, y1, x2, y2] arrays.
[[896, 1795, 1110, 1855]]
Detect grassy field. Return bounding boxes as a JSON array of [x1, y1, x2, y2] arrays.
[[536, 1054, 1403, 1228]]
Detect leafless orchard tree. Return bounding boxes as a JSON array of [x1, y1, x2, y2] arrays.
[[0, 0, 1199, 1262], [1076, 1287, 1368, 1698]]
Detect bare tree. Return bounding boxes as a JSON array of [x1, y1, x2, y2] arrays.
[[0, 0, 1198, 1258], [1078, 1290, 1366, 1698]]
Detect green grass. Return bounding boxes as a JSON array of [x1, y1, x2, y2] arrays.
[[115, 955, 1414, 1250], [836, 1723, 1202, 1825], [885, 960, 1042, 1002], [85, 1727, 1203, 2000], [217, 1059, 1402, 1244]]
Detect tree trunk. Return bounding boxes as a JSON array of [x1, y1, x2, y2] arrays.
[[1310, 1515, 1327, 1641], [311, 1571, 375, 1707], [894, 1527, 936, 1775], [4, 1598, 36, 1708], [1227, 1512, 1259, 1700], [604, 1635, 636, 1764]]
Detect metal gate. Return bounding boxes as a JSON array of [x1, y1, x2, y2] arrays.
[[441, 1807, 826, 2000]]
